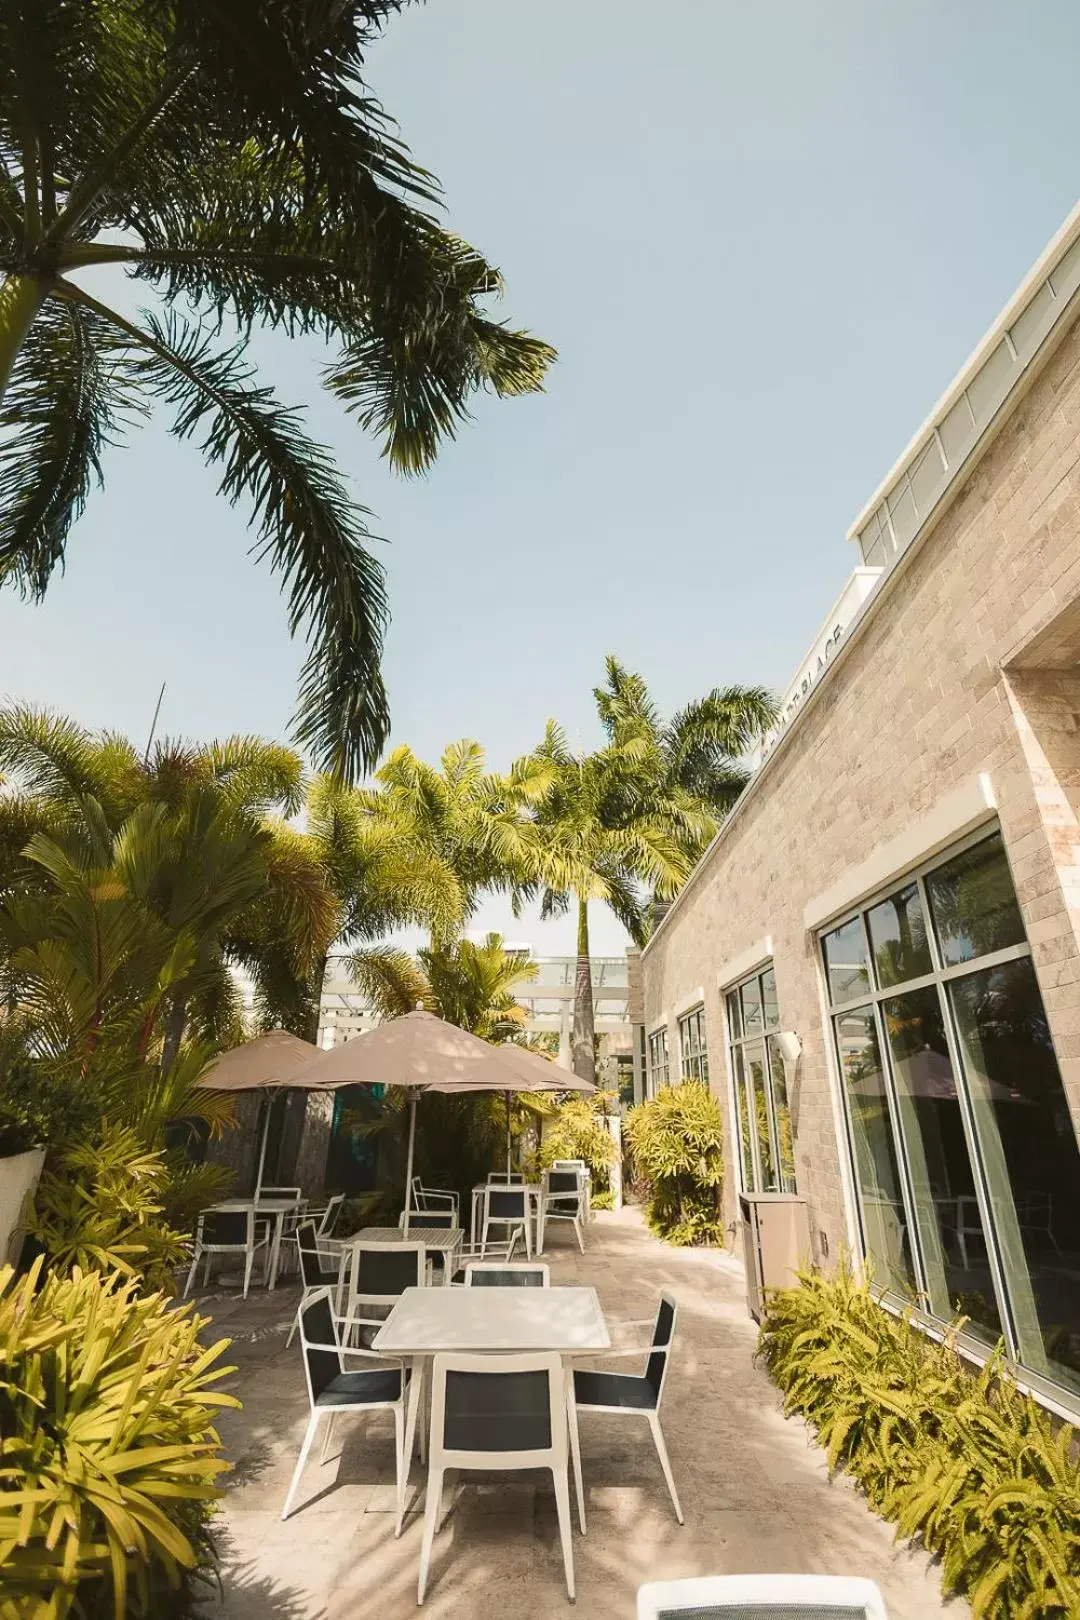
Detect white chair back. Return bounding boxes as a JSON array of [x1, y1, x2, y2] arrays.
[[635, 1574, 890, 1619], [464, 1260, 549, 1287]]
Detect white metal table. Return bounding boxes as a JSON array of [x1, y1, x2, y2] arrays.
[[338, 1225, 465, 1289], [374, 1284, 610, 1529], [206, 1196, 301, 1291]]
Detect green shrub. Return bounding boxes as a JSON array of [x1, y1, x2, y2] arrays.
[[624, 1081, 723, 1245], [539, 1094, 617, 1194], [28, 1126, 192, 1294], [0, 1051, 97, 1158], [759, 1266, 1080, 1619], [0, 1257, 237, 1620]]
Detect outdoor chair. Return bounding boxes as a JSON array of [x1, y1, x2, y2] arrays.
[[480, 1184, 532, 1258], [417, 1350, 575, 1603], [486, 1171, 525, 1183], [184, 1209, 270, 1300], [282, 1288, 409, 1522], [570, 1291, 682, 1529], [398, 1208, 456, 1281], [306, 1192, 345, 1242], [464, 1259, 549, 1287], [537, 1168, 586, 1253], [286, 1221, 345, 1347], [635, 1574, 890, 1619], [448, 1228, 521, 1284], [411, 1176, 459, 1222], [343, 1240, 426, 1347]]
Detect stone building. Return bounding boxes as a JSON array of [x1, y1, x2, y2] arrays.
[[640, 201, 1080, 1416]]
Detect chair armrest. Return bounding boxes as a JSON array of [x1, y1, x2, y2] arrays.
[[569, 1345, 651, 1366]]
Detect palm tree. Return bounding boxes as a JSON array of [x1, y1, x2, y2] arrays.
[[530, 662, 778, 1083], [349, 931, 537, 1041], [0, 2, 554, 778], [359, 740, 550, 943]]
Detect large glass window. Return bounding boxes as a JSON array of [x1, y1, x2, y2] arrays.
[[646, 1027, 669, 1097], [726, 965, 796, 1195], [678, 1006, 709, 1084], [823, 830, 1080, 1399]]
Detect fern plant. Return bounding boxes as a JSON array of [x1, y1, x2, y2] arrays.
[[0, 1258, 236, 1620], [759, 1267, 1080, 1618], [624, 1081, 724, 1244]]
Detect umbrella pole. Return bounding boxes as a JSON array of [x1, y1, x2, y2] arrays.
[[403, 1092, 418, 1237], [253, 1091, 274, 1201], [506, 1092, 512, 1177]]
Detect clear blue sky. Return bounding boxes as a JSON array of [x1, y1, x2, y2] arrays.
[[3, 0, 1080, 953]]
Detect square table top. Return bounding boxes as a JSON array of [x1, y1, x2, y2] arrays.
[[341, 1225, 464, 1254], [372, 1284, 610, 1355], [209, 1197, 299, 1214]]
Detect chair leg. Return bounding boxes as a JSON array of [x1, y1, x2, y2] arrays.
[[320, 1411, 336, 1464], [417, 1465, 443, 1604], [392, 1400, 406, 1533], [574, 1213, 585, 1253], [286, 1293, 305, 1350], [522, 1217, 532, 1260], [399, 1364, 423, 1537], [537, 1205, 545, 1254], [281, 1411, 320, 1520], [648, 1412, 683, 1524], [183, 1247, 200, 1298], [552, 1465, 576, 1601], [242, 1248, 254, 1300], [566, 1379, 586, 1534]]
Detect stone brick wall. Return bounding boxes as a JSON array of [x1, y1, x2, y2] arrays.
[[642, 307, 1080, 1266]]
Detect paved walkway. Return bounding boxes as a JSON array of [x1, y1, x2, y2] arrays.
[[200, 1208, 966, 1619]]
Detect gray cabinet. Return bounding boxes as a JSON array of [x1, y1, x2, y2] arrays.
[[740, 1192, 811, 1321]]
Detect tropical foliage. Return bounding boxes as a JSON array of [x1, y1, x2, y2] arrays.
[[0, 0, 554, 777], [759, 1267, 1080, 1619], [0, 1258, 236, 1620], [625, 1081, 724, 1245], [539, 1091, 617, 1205]]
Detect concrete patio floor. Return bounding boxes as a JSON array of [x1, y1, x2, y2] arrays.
[[198, 1208, 967, 1620]]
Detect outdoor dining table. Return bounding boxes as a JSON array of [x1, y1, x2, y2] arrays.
[[206, 1196, 302, 1292], [373, 1283, 611, 1528], [337, 1225, 466, 1289]]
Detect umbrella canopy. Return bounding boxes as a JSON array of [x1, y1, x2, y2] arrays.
[[289, 1010, 594, 1096], [198, 1029, 321, 1093]]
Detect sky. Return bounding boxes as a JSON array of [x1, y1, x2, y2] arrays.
[[4, 0, 1080, 953]]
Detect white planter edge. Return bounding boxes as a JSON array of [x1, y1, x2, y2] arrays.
[[0, 1146, 46, 1269]]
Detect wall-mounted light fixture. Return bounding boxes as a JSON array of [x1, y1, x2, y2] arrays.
[[774, 1029, 802, 1067]]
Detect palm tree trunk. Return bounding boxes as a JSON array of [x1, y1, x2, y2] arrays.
[[572, 897, 596, 1084], [161, 998, 186, 1071], [304, 951, 329, 1044], [0, 275, 47, 397]]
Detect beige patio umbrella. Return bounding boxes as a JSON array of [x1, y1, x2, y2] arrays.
[[199, 1028, 355, 1199], [289, 1009, 595, 1231]]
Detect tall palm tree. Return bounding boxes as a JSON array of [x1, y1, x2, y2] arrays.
[[0, 1, 554, 778], [349, 931, 537, 1041], [530, 662, 778, 1083]]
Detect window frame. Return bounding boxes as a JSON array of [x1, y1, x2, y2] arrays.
[[724, 963, 795, 1196], [820, 822, 1077, 1406], [677, 1005, 709, 1085], [646, 1026, 669, 1097]]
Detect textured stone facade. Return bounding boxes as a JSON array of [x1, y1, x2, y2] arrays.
[[641, 306, 1080, 1269]]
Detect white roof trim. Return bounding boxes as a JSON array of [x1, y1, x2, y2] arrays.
[[847, 198, 1080, 540]]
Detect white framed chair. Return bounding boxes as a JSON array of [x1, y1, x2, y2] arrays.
[[570, 1292, 682, 1529], [635, 1573, 890, 1619], [184, 1208, 270, 1299], [448, 1228, 521, 1285], [282, 1288, 409, 1522], [486, 1171, 526, 1184], [538, 1167, 586, 1253], [410, 1176, 459, 1223], [464, 1259, 549, 1287], [417, 1351, 575, 1603], [286, 1220, 345, 1347], [398, 1209, 455, 1230], [344, 1240, 426, 1346], [481, 1184, 532, 1258], [305, 1191, 345, 1242]]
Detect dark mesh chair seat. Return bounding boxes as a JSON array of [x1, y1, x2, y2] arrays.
[[315, 1366, 405, 1408], [574, 1368, 658, 1410]]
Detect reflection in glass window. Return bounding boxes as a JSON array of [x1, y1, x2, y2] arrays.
[[646, 1028, 669, 1097], [882, 986, 1000, 1345], [727, 964, 796, 1196], [951, 959, 1080, 1392], [822, 916, 871, 1003], [824, 829, 1080, 1400], [925, 833, 1025, 966], [834, 1006, 915, 1298], [866, 883, 932, 988], [678, 1006, 709, 1085]]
